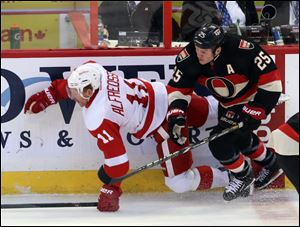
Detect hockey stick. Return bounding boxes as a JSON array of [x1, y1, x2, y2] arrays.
[[1, 202, 97, 209], [105, 122, 244, 185]]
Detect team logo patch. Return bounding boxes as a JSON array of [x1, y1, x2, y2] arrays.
[[225, 111, 235, 119], [177, 49, 190, 62], [238, 40, 254, 50]]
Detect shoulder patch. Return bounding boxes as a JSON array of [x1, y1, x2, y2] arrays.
[[238, 40, 254, 50], [177, 49, 190, 62]]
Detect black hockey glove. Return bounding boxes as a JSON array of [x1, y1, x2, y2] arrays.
[[167, 108, 187, 146], [239, 102, 266, 132]]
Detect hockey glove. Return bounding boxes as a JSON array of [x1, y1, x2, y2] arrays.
[[219, 109, 240, 129], [24, 79, 69, 114], [240, 103, 266, 131], [97, 184, 122, 212], [24, 87, 58, 114], [167, 108, 187, 146]]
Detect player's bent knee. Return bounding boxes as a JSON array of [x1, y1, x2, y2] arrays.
[[165, 168, 199, 193]]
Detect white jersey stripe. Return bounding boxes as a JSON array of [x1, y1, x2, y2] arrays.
[[161, 140, 175, 177], [104, 153, 128, 167], [157, 126, 169, 140], [259, 80, 282, 92], [268, 129, 299, 156]]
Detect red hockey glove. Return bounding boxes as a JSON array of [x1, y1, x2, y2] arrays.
[[167, 108, 187, 146], [24, 87, 58, 114], [24, 80, 68, 114], [240, 103, 266, 131], [97, 184, 122, 212]]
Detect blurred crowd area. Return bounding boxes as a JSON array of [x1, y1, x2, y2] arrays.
[[1, 1, 299, 50]]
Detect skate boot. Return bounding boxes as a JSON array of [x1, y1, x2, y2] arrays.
[[255, 149, 284, 190], [255, 162, 283, 190], [223, 171, 254, 201]]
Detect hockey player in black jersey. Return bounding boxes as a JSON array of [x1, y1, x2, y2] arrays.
[[166, 23, 283, 201], [268, 112, 299, 193]]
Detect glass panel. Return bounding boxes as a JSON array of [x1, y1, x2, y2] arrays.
[[170, 1, 298, 47], [259, 1, 299, 45], [171, 1, 181, 39], [2, 1, 297, 50], [98, 1, 163, 48], [1, 1, 91, 50], [171, 1, 186, 47]]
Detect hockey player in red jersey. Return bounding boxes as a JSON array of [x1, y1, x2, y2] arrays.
[[166, 23, 283, 201], [24, 61, 229, 212]]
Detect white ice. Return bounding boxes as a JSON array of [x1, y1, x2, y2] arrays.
[[1, 189, 299, 226]]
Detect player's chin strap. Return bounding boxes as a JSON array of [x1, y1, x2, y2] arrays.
[[103, 122, 244, 185]]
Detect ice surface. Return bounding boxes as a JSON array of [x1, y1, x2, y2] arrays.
[[1, 189, 299, 226]]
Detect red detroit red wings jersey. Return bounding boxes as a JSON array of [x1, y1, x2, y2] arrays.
[[82, 65, 168, 178], [168, 34, 282, 115]]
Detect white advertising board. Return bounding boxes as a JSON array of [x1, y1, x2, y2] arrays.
[[285, 54, 299, 120]]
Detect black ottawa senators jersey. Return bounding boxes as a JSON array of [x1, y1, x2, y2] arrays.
[[287, 112, 299, 134], [168, 34, 282, 115]]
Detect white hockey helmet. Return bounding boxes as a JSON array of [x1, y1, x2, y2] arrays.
[[67, 63, 102, 99]]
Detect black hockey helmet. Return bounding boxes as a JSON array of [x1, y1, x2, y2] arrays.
[[194, 23, 225, 51]]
